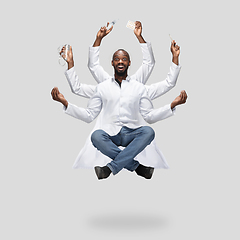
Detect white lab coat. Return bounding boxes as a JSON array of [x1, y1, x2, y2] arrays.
[[64, 42, 181, 169]]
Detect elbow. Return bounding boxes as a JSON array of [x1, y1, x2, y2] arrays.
[[85, 112, 97, 123], [70, 86, 79, 95], [142, 115, 155, 124]]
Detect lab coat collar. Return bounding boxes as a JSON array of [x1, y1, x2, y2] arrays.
[[111, 75, 131, 82]]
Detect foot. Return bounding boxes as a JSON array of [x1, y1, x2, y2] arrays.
[[135, 164, 154, 179], [94, 166, 112, 180]]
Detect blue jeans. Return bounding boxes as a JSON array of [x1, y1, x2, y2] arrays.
[[91, 126, 155, 175]]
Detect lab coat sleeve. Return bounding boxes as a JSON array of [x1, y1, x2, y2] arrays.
[[64, 67, 97, 98], [145, 62, 181, 100], [63, 86, 102, 123], [131, 42, 155, 84], [139, 88, 176, 124], [88, 46, 111, 83]]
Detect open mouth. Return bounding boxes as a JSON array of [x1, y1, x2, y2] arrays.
[[117, 65, 124, 71]]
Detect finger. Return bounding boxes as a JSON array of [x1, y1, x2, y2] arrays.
[[181, 91, 187, 102], [106, 26, 113, 33], [52, 88, 56, 99], [184, 91, 188, 101], [106, 22, 109, 27], [51, 88, 54, 97]]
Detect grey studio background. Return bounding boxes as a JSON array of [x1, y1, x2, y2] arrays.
[[1, 0, 239, 239]]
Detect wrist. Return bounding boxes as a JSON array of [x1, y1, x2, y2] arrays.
[[62, 99, 68, 108], [93, 37, 102, 47], [68, 60, 74, 70], [136, 35, 146, 43], [172, 56, 179, 65], [171, 101, 177, 109]]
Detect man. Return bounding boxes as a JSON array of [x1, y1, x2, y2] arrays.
[[58, 22, 182, 177], [51, 82, 187, 179]]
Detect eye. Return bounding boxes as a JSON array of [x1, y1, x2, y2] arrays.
[[114, 58, 119, 61], [123, 58, 128, 61]]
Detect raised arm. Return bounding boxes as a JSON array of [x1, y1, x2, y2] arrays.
[[51, 87, 102, 123], [60, 46, 97, 98], [140, 88, 187, 124], [130, 21, 155, 84], [145, 40, 181, 100], [88, 24, 112, 83]]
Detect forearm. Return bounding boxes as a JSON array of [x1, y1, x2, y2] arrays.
[[93, 37, 102, 47], [141, 104, 175, 124], [145, 62, 181, 100], [64, 102, 100, 123], [68, 59, 74, 70], [132, 42, 155, 84], [136, 35, 146, 44], [62, 99, 68, 108], [88, 45, 110, 83], [172, 56, 179, 66]]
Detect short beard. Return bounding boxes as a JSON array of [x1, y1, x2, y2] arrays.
[[114, 66, 128, 76]]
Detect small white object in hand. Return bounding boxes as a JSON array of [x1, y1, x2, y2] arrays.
[[126, 20, 135, 30]]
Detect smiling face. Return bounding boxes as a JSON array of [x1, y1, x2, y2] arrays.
[[112, 49, 131, 76]]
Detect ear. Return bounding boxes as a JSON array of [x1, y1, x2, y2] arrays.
[[128, 61, 131, 66], [112, 60, 114, 66]]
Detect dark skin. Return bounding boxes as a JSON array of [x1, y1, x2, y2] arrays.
[[57, 21, 186, 108], [112, 50, 131, 83]]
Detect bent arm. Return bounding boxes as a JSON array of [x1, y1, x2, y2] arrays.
[[87, 46, 111, 83], [65, 67, 97, 98], [140, 89, 187, 123], [139, 89, 176, 124], [145, 62, 181, 100], [131, 42, 155, 84], [63, 88, 102, 123]]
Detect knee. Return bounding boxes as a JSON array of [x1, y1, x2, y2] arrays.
[[91, 130, 104, 146], [142, 126, 155, 142], [91, 129, 107, 146]]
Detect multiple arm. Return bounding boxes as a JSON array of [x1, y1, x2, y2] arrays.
[[56, 21, 186, 122], [51, 87, 187, 124], [88, 21, 155, 84]]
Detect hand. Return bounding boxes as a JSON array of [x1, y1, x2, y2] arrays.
[[134, 21, 146, 43], [134, 21, 142, 37], [170, 40, 180, 58], [93, 23, 113, 47], [60, 45, 74, 65], [96, 23, 113, 39], [51, 87, 68, 107], [171, 90, 188, 109]]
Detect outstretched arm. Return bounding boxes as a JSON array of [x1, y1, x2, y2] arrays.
[[51, 87, 102, 123], [145, 40, 181, 100], [60, 46, 97, 98], [88, 24, 112, 83], [140, 89, 187, 124], [131, 21, 155, 84]]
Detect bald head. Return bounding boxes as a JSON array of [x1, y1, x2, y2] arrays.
[[112, 49, 130, 62]]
